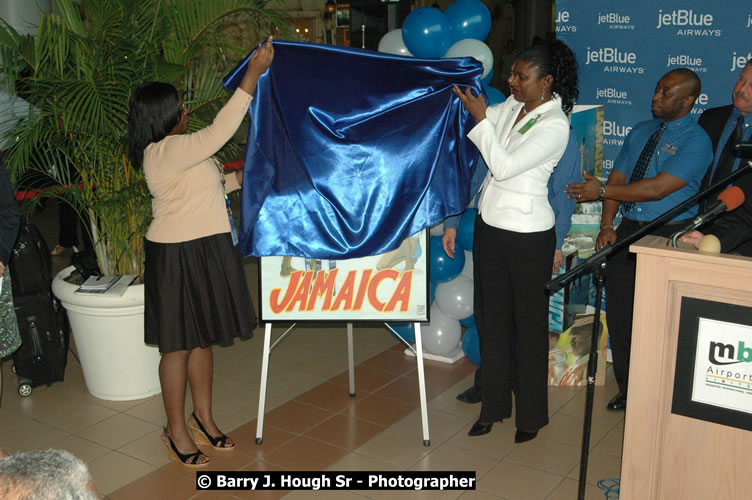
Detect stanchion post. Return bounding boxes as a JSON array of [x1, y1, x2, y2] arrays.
[[413, 322, 431, 446], [255, 323, 273, 444]]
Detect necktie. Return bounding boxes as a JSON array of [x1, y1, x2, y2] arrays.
[[623, 122, 667, 212], [711, 116, 744, 187]]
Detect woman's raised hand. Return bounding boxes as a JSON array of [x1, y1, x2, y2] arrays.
[[249, 36, 274, 76], [453, 84, 487, 124], [239, 36, 274, 95]]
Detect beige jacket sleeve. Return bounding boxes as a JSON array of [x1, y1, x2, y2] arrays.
[[146, 88, 253, 174]]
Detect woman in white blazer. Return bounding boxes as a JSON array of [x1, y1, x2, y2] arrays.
[[453, 40, 579, 443]]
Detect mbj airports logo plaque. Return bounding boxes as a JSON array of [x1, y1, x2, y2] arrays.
[[694, 318, 752, 413], [673, 298, 752, 431]]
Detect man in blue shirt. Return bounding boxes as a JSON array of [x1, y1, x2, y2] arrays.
[[446, 129, 581, 404], [565, 68, 712, 411]]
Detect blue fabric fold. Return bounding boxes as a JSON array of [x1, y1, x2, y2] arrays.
[[223, 41, 482, 259]]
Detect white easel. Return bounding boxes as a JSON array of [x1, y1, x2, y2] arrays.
[[255, 321, 431, 446]]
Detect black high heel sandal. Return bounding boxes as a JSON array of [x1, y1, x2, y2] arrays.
[[514, 429, 538, 443], [468, 418, 503, 437], [188, 412, 235, 451], [161, 428, 209, 468]]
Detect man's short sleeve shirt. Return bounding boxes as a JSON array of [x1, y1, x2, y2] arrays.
[[614, 114, 712, 221]]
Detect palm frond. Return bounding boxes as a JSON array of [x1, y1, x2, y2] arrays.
[[0, 0, 288, 274], [54, 0, 87, 37]]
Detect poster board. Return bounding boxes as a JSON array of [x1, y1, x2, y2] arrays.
[[259, 230, 429, 322], [549, 105, 605, 338], [549, 309, 609, 387]]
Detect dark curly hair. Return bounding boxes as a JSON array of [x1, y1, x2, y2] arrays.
[[517, 40, 579, 114], [127, 82, 181, 169]]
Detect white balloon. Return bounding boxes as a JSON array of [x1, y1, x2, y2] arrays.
[[377, 29, 413, 57], [421, 303, 461, 355], [429, 222, 444, 236], [443, 38, 493, 79], [435, 274, 474, 320], [460, 250, 473, 279]]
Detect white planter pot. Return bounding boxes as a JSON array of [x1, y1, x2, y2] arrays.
[[52, 266, 161, 401]]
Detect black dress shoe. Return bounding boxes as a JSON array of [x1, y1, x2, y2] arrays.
[[514, 429, 538, 443], [606, 393, 627, 411], [456, 385, 481, 404], [468, 418, 501, 437]]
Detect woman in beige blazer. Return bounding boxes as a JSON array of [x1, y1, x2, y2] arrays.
[[127, 39, 273, 468]]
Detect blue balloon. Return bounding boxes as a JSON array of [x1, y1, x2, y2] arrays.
[[445, 0, 492, 43], [459, 314, 475, 328], [430, 280, 438, 304], [388, 322, 415, 343], [461, 324, 481, 365], [429, 235, 465, 283], [401, 8, 452, 58], [483, 85, 506, 106], [456, 208, 477, 251]]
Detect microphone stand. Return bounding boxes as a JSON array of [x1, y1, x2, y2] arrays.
[[546, 160, 752, 500], [670, 222, 701, 247]]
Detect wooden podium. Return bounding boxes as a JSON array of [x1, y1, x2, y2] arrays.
[[620, 236, 752, 499]]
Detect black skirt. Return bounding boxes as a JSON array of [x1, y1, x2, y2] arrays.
[[144, 233, 256, 353]]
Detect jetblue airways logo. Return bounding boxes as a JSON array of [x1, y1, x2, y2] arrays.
[[731, 52, 752, 71], [585, 47, 644, 74], [597, 12, 634, 30], [666, 54, 706, 73], [602, 120, 632, 146], [555, 10, 576, 33], [656, 9, 721, 36], [595, 87, 631, 105], [586, 47, 636, 64]]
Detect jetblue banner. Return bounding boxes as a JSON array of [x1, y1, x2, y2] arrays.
[[556, 2, 752, 177]]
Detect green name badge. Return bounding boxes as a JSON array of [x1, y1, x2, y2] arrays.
[[519, 117, 538, 135]]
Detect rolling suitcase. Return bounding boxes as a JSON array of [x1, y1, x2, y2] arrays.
[[11, 290, 70, 396], [8, 222, 70, 396]]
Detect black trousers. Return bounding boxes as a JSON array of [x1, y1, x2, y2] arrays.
[[473, 216, 555, 431], [606, 217, 686, 395]]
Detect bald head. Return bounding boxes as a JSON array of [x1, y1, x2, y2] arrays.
[[666, 68, 702, 97], [652, 68, 702, 121]]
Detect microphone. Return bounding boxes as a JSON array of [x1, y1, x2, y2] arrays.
[[695, 185, 745, 225], [670, 185, 745, 247]]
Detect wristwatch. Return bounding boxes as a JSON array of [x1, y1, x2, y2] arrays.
[[598, 184, 606, 202]]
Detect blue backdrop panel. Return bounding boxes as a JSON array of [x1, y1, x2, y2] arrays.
[[556, 2, 751, 177]]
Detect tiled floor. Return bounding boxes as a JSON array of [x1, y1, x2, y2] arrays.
[[0, 203, 624, 499]]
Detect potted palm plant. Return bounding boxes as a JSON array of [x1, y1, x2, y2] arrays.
[[0, 0, 287, 400]]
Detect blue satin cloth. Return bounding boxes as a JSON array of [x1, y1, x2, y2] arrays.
[[223, 41, 482, 259]]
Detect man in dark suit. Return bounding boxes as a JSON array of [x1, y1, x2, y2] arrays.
[[698, 58, 752, 188], [687, 58, 752, 255]]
